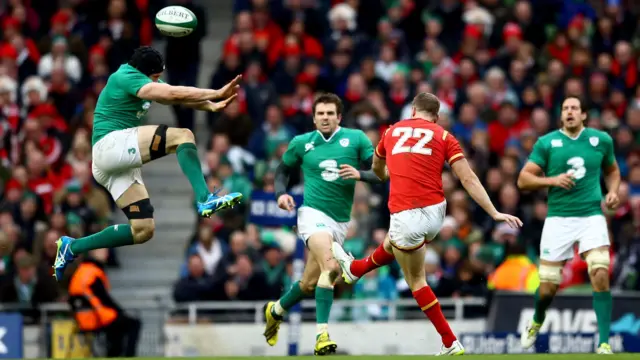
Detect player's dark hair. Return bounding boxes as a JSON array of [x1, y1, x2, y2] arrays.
[[412, 92, 440, 118], [563, 96, 588, 114], [312, 93, 344, 116], [129, 46, 165, 76]]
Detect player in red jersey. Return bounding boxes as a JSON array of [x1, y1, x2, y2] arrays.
[[333, 93, 522, 356]]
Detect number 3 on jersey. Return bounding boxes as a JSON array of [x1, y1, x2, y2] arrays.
[[566, 156, 586, 180], [391, 127, 434, 155]]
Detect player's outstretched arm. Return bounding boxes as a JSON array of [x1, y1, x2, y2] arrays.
[[371, 154, 389, 181], [517, 161, 574, 190], [181, 94, 238, 112], [452, 159, 522, 228], [137, 75, 241, 103]]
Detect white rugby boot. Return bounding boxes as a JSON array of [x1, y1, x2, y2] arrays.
[[436, 340, 465, 356], [331, 242, 359, 284], [520, 320, 541, 349]]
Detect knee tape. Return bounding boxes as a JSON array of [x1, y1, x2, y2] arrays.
[[539, 264, 563, 285], [149, 124, 168, 160], [585, 249, 610, 273], [122, 198, 154, 220]]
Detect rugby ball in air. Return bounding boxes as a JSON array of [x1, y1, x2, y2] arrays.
[[155, 6, 198, 38]]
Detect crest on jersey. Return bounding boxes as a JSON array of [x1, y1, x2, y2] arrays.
[[589, 137, 599, 146], [340, 138, 349, 147]]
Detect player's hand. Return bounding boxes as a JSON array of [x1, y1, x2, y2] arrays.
[[605, 191, 620, 210], [549, 173, 575, 190], [216, 75, 242, 99], [492, 212, 523, 229], [338, 164, 360, 180], [207, 94, 238, 112], [277, 194, 296, 211]]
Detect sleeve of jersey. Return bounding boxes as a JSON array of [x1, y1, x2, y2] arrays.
[[281, 137, 301, 167], [603, 134, 616, 167], [375, 130, 388, 159], [122, 70, 153, 97], [359, 131, 375, 160], [528, 139, 547, 168], [444, 132, 465, 165]]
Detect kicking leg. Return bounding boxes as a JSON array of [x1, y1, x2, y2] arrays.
[[390, 239, 462, 355], [584, 246, 613, 354], [308, 232, 340, 356], [54, 183, 154, 280], [263, 253, 318, 346], [332, 236, 395, 284], [136, 125, 242, 216]]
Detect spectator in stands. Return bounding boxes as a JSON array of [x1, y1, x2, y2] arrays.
[[68, 248, 140, 357], [0, 253, 60, 305]]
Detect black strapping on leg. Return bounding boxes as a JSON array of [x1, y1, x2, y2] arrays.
[[149, 124, 168, 160], [122, 198, 154, 220]]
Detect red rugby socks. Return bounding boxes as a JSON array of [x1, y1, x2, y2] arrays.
[[413, 286, 456, 348], [350, 244, 395, 277]]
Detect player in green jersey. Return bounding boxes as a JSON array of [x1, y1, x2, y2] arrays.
[[53, 47, 243, 281], [517, 97, 621, 354], [262, 93, 383, 355]]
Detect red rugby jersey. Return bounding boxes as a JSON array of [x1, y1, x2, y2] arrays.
[[376, 118, 465, 214]]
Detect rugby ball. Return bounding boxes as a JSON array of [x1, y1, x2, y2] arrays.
[[155, 6, 198, 38]]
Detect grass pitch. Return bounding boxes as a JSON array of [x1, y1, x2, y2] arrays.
[[97, 355, 635, 359]]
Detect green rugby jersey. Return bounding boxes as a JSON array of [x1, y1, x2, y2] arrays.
[[528, 128, 615, 217], [282, 127, 374, 222]]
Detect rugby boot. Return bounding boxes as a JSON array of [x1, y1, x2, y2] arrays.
[[332, 242, 359, 284], [197, 188, 243, 217], [314, 331, 337, 356], [520, 320, 541, 349], [262, 301, 283, 346], [53, 236, 77, 281], [436, 340, 465, 356]]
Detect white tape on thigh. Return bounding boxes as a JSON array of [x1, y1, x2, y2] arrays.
[[585, 249, 610, 273], [538, 264, 562, 284]]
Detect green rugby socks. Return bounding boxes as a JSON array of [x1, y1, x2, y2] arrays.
[[70, 224, 134, 254], [315, 286, 334, 335], [533, 288, 554, 324], [176, 143, 210, 203], [593, 291, 612, 345]]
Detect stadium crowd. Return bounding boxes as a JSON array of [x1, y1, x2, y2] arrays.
[[0, 0, 160, 309], [2, 0, 640, 322]]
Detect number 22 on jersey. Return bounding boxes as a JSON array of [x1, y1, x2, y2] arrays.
[[391, 127, 434, 155]]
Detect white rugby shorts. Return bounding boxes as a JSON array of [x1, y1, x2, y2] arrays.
[[92, 128, 143, 201], [296, 206, 350, 245], [540, 215, 610, 262], [388, 200, 447, 250]]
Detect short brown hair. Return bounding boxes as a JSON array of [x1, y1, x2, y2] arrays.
[[312, 93, 344, 115], [412, 92, 440, 117]]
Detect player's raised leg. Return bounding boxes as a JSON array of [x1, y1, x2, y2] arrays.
[[136, 125, 242, 216], [263, 253, 318, 345], [332, 239, 395, 284], [54, 183, 154, 280]]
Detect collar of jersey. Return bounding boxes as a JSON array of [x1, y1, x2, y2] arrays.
[[316, 126, 341, 142], [559, 127, 585, 141]]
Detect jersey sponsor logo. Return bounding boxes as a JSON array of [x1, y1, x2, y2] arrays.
[[339, 138, 349, 147], [305, 142, 315, 152], [551, 139, 563, 147], [316, 223, 326, 228], [136, 101, 152, 119], [128, 147, 136, 155], [589, 137, 599, 147]]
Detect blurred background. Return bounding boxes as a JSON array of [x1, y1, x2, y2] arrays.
[[1, 0, 640, 357]]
